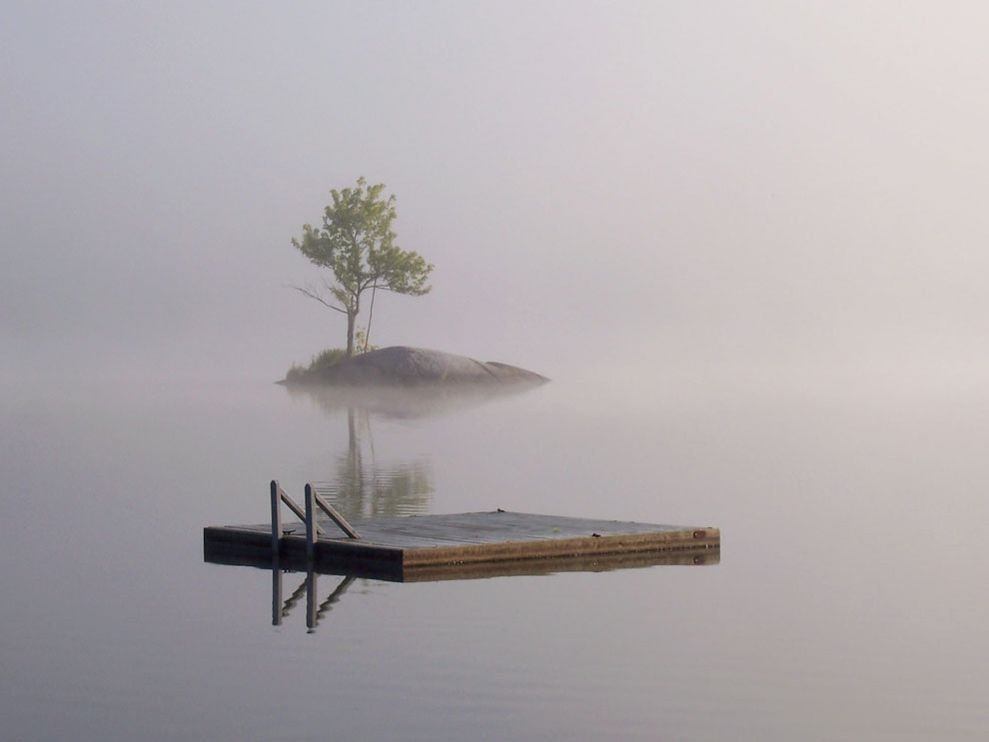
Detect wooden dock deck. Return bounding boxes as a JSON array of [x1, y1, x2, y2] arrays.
[[204, 509, 721, 581]]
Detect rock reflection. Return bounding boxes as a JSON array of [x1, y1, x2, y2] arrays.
[[283, 380, 543, 421]]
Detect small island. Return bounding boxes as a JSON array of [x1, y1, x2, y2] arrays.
[[282, 345, 548, 387], [284, 179, 547, 390]]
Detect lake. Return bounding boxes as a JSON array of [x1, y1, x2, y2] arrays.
[[2, 372, 987, 740]]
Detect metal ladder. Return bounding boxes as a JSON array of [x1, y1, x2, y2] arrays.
[[269, 480, 360, 561]]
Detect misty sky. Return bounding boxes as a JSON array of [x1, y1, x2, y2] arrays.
[[3, 2, 989, 390]]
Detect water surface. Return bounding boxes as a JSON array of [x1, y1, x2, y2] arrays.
[[2, 374, 987, 740]]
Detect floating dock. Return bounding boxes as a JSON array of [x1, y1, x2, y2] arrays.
[[204, 484, 720, 581]]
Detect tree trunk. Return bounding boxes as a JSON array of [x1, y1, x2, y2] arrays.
[[345, 310, 356, 357], [364, 284, 377, 352]]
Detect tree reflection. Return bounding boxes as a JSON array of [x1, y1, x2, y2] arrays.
[[313, 406, 433, 520], [283, 381, 546, 520]]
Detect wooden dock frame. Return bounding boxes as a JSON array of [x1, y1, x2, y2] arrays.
[[204, 481, 721, 583]]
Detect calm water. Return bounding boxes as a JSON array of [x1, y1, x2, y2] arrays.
[[2, 374, 987, 741]]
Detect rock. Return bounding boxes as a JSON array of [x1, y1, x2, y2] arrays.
[[302, 346, 548, 386]]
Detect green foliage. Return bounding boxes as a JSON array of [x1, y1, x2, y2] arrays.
[[291, 177, 433, 356], [284, 338, 375, 383], [309, 347, 349, 371]]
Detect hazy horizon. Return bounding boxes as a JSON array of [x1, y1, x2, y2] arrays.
[[4, 2, 989, 397]]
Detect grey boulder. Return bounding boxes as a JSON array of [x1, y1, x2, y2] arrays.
[[309, 346, 548, 386]]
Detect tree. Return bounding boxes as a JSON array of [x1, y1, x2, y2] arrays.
[[291, 178, 433, 357]]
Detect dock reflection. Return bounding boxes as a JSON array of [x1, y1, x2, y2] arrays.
[[263, 550, 719, 633], [273, 569, 356, 633]]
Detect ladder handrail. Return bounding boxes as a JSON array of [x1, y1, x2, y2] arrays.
[[308, 483, 360, 539], [270, 480, 360, 563]]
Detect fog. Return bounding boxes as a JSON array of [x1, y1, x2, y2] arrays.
[[4, 2, 989, 397], [7, 7, 989, 738]]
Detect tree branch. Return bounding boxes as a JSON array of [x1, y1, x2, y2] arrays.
[[288, 285, 348, 314], [360, 275, 383, 293]]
